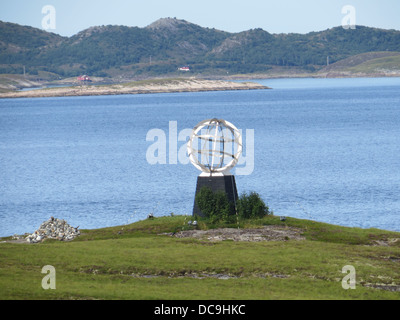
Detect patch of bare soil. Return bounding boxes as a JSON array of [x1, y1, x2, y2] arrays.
[[369, 238, 400, 246], [169, 225, 305, 242]]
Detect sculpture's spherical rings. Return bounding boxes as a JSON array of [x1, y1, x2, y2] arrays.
[[187, 119, 242, 175]]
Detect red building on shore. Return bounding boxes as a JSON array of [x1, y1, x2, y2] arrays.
[[77, 75, 92, 82]]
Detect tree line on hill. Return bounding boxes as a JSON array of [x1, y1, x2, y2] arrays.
[[1, 18, 400, 78]]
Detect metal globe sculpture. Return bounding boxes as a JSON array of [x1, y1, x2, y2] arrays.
[[187, 118, 242, 175]]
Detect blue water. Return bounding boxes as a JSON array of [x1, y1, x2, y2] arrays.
[[1, 77, 400, 236]]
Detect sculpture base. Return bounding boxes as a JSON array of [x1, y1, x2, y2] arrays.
[[192, 174, 239, 217]]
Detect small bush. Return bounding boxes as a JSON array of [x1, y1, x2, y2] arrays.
[[237, 192, 271, 219], [195, 187, 270, 223], [195, 187, 234, 222]]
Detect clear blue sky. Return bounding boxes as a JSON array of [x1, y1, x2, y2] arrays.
[[1, 0, 399, 37]]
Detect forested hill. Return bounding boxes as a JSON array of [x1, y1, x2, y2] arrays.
[[1, 18, 400, 78]]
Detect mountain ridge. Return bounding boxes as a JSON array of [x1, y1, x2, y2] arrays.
[[1, 18, 400, 79]]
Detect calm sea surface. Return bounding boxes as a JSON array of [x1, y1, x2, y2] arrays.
[[1, 77, 400, 236]]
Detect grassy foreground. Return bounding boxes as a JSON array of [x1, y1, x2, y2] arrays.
[[0, 215, 399, 300]]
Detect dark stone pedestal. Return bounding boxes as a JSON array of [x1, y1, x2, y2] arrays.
[[192, 174, 239, 217]]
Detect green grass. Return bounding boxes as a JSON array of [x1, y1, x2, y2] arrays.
[[348, 54, 400, 73], [1, 215, 399, 300]]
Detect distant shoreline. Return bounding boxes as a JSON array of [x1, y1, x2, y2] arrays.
[[0, 78, 271, 99], [2, 73, 399, 99]]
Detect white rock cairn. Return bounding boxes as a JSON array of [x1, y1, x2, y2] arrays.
[[26, 217, 80, 243]]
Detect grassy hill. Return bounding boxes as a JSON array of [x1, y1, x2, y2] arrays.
[[0, 74, 43, 92], [1, 215, 399, 300], [1, 18, 400, 79], [318, 51, 400, 76], [347, 53, 400, 74]]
